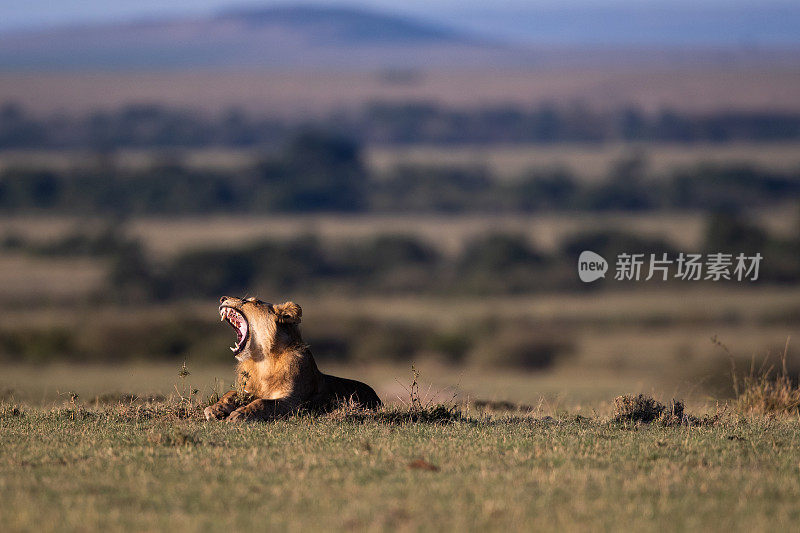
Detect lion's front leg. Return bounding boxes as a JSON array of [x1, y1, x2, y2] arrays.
[[203, 390, 242, 420], [227, 398, 294, 422]]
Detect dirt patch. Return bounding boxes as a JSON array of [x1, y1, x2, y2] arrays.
[[408, 458, 440, 472]]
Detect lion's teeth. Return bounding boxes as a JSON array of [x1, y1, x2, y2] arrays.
[[230, 346, 236, 351]]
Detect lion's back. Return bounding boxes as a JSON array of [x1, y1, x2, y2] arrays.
[[314, 374, 382, 411]]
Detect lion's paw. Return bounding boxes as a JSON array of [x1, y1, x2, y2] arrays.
[[204, 405, 228, 421], [226, 408, 247, 422]]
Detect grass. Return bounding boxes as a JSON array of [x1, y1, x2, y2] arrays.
[[0, 360, 681, 409], [4, 345, 800, 531], [2, 398, 800, 531]]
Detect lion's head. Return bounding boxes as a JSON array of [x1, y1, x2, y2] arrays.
[[218, 296, 302, 362]]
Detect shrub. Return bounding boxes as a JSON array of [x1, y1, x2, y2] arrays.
[[733, 341, 800, 415], [613, 394, 694, 425], [467, 328, 572, 370]]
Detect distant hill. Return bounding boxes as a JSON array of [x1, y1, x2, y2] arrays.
[[1, 4, 797, 71], [214, 5, 464, 44], [0, 5, 517, 70]]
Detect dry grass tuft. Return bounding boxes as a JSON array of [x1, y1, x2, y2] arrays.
[[0, 403, 24, 418], [613, 394, 702, 425], [613, 394, 667, 423], [655, 399, 690, 427], [736, 374, 800, 415], [717, 337, 800, 416]]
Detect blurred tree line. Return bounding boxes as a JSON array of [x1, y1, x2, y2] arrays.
[[4, 210, 798, 301], [1, 134, 799, 214], [109, 213, 800, 299], [2, 101, 799, 149]]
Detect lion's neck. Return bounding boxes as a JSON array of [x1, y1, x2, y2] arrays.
[[237, 344, 319, 400]]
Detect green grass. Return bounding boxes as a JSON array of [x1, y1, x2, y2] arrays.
[[2, 402, 800, 532]]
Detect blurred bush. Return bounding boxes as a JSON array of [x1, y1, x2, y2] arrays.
[[0, 312, 574, 369], [466, 327, 574, 370], [256, 131, 368, 212], [560, 230, 676, 262], [703, 211, 769, 253], [2, 209, 796, 303], [0, 327, 76, 363], [3, 101, 800, 149], [456, 233, 548, 293], [3, 157, 799, 215], [371, 165, 493, 212], [667, 165, 800, 210], [704, 210, 800, 282]]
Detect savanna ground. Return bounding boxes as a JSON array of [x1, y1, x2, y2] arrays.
[[2, 389, 800, 531], [2, 289, 799, 531]]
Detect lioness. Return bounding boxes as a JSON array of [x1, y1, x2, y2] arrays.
[[204, 296, 381, 422]]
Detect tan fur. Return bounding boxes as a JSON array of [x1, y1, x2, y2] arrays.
[[204, 296, 381, 422]]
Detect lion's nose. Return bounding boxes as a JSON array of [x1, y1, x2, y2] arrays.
[[220, 296, 229, 304]]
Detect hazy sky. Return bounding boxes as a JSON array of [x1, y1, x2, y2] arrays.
[[2, 0, 798, 44], [0, 1, 786, 28]]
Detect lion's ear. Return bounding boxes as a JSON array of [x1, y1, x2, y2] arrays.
[[274, 301, 302, 324]]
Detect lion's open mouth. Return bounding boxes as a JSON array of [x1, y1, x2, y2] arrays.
[[220, 306, 249, 357]]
